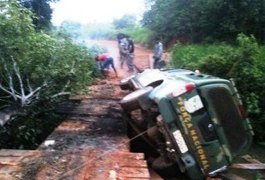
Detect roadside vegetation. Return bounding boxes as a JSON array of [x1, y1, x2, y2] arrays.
[[0, 1, 102, 149]]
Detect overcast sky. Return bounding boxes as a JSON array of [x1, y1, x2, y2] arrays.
[[51, 0, 146, 26]]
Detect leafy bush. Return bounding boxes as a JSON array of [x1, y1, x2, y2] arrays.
[[142, 0, 265, 45], [171, 34, 265, 142], [0, 1, 102, 148], [114, 27, 152, 47], [0, 2, 98, 108], [0, 111, 63, 149], [171, 43, 230, 69]]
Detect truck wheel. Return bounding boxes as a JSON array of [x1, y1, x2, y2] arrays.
[[119, 76, 134, 90], [120, 86, 153, 111]]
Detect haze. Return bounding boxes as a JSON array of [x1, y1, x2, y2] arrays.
[[51, 0, 146, 26]]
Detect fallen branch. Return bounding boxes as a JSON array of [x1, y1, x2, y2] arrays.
[[0, 56, 73, 125], [0, 57, 49, 107]]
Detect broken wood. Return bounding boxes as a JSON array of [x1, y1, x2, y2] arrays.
[[231, 163, 265, 170], [242, 154, 263, 164], [230, 154, 265, 170]]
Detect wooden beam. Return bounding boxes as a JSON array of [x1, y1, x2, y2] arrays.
[[231, 163, 265, 170]]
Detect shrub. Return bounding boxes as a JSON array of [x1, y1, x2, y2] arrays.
[[0, 1, 102, 149], [0, 2, 98, 109]]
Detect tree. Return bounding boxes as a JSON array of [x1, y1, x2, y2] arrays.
[[142, 0, 265, 44], [19, 0, 58, 29], [60, 20, 82, 38], [113, 14, 137, 29], [0, 1, 97, 122]]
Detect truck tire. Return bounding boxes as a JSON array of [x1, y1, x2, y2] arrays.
[[120, 80, 131, 90], [120, 86, 153, 111], [119, 76, 134, 90]]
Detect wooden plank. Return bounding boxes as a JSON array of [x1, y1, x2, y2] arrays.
[[0, 164, 21, 180], [0, 150, 40, 157], [0, 174, 18, 180], [0, 157, 22, 165], [118, 159, 148, 168], [56, 120, 87, 131], [0, 165, 21, 173], [118, 167, 150, 179], [111, 152, 145, 160], [231, 163, 265, 170], [0, 150, 40, 165], [242, 154, 263, 164], [0, 175, 13, 180]]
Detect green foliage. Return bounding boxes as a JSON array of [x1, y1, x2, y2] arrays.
[[113, 14, 137, 29], [0, 110, 63, 149], [171, 34, 265, 141], [142, 0, 265, 45], [0, 1, 97, 103], [19, 0, 56, 29], [85, 44, 107, 57], [171, 43, 228, 68], [60, 20, 82, 38], [0, 1, 104, 149]]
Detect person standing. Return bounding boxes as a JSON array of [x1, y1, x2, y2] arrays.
[[153, 39, 163, 69], [126, 36, 135, 73], [118, 35, 135, 73], [117, 33, 127, 69]]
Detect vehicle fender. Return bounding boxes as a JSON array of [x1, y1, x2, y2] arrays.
[[158, 97, 176, 124]]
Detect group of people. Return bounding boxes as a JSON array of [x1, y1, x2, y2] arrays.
[[95, 33, 135, 78], [95, 33, 164, 78]]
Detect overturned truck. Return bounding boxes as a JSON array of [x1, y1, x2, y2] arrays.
[[119, 68, 253, 179]]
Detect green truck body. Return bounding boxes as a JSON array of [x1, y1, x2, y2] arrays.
[[119, 68, 253, 179]]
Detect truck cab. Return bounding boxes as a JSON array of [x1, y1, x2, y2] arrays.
[[119, 68, 253, 179]]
